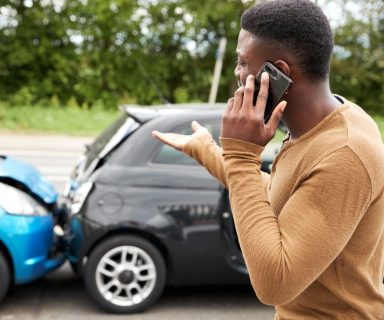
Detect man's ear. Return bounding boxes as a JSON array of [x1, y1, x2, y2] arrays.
[[273, 60, 291, 77]]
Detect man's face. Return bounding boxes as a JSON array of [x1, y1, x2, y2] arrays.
[[235, 29, 267, 86]]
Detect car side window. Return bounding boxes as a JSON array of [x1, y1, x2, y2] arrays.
[[152, 119, 220, 166]]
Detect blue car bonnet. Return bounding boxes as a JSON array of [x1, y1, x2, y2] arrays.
[[0, 155, 58, 204]]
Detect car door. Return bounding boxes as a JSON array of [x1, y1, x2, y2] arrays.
[[147, 118, 249, 285]]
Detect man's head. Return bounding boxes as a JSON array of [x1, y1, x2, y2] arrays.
[[235, 0, 333, 85]]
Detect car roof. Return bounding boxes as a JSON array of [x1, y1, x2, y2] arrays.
[[120, 103, 226, 124]]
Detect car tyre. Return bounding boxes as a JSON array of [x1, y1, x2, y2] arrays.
[[84, 235, 166, 313], [0, 250, 11, 303]]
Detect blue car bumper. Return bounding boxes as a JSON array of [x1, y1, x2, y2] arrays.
[[0, 210, 65, 284]]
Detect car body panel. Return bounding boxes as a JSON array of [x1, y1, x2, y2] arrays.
[[0, 155, 58, 204], [0, 209, 64, 284], [0, 157, 65, 285], [68, 164, 249, 285]]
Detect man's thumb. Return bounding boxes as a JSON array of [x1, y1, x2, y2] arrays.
[[191, 120, 202, 132]]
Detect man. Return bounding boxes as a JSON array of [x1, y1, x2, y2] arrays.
[[153, 0, 384, 318]]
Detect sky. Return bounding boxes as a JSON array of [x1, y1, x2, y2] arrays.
[[318, 0, 362, 27]]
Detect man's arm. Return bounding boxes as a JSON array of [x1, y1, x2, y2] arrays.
[[183, 135, 228, 187], [184, 134, 270, 190], [153, 121, 270, 191], [221, 138, 371, 305]]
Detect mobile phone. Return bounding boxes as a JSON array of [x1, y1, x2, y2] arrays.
[[253, 62, 293, 123]]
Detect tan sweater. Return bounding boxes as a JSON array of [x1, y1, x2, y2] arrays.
[[185, 100, 384, 319]]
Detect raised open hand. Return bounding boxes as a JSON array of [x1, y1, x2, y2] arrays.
[[152, 120, 212, 151]]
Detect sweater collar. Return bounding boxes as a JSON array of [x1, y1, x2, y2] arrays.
[[283, 97, 350, 148]]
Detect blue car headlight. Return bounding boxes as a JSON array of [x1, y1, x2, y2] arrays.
[[0, 182, 48, 216]]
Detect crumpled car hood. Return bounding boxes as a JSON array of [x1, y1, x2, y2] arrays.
[[0, 155, 58, 205]]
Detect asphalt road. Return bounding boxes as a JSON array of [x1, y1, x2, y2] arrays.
[[0, 263, 275, 320], [0, 133, 275, 320]]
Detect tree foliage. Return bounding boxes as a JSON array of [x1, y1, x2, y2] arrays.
[[330, 0, 384, 114], [0, 0, 382, 115]]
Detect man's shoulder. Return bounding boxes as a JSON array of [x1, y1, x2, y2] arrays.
[[309, 99, 382, 156], [298, 100, 383, 182], [324, 100, 384, 192], [339, 101, 383, 165]]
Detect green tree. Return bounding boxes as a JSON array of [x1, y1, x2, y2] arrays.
[[330, 0, 384, 114], [1, 0, 382, 115], [103, 0, 252, 104], [0, 0, 79, 105], [65, 0, 141, 108]]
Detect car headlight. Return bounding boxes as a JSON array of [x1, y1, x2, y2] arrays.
[[71, 181, 93, 214], [0, 182, 48, 216]]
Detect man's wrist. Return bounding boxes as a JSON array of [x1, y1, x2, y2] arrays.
[[183, 134, 215, 157], [220, 137, 265, 156]]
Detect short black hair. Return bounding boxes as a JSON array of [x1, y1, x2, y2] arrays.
[[241, 0, 333, 81]]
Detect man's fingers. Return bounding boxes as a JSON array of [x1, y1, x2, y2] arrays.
[[266, 100, 287, 134], [227, 97, 234, 109], [224, 97, 234, 117], [221, 97, 234, 137], [232, 86, 244, 111], [242, 74, 255, 108], [254, 72, 269, 119], [152, 130, 169, 143], [152, 131, 181, 150]]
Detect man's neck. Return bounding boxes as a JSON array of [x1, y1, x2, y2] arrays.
[[282, 81, 342, 140]]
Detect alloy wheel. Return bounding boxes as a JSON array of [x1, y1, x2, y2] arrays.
[[95, 245, 157, 307]]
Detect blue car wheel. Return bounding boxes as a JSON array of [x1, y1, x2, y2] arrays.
[[0, 250, 11, 303]]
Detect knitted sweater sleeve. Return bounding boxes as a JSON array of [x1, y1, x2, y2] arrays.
[[184, 135, 270, 190], [220, 137, 372, 305]]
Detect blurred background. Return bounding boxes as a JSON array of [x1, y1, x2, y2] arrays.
[[0, 0, 383, 136], [0, 2, 382, 317]]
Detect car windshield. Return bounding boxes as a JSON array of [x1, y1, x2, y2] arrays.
[[84, 113, 140, 171]]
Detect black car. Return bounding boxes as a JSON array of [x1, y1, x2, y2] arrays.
[[64, 103, 281, 313]]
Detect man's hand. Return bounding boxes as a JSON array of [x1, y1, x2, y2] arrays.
[[221, 72, 287, 147], [152, 121, 212, 151]]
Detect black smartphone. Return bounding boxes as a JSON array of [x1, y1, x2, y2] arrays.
[[253, 62, 293, 123]]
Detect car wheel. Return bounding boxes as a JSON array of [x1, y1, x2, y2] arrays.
[[84, 235, 166, 313], [0, 250, 11, 303]]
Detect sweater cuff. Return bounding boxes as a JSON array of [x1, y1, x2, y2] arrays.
[[220, 137, 265, 156]]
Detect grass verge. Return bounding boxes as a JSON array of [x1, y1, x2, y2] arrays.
[[0, 104, 119, 136]]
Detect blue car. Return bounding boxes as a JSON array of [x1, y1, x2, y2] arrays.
[[0, 155, 67, 302]]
